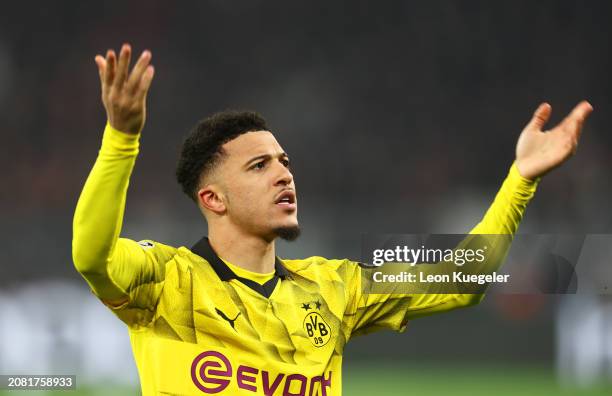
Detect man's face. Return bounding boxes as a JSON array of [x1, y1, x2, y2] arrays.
[[209, 131, 299, 240]]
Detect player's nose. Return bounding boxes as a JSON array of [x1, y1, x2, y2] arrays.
[[273, 161, 294, 187]]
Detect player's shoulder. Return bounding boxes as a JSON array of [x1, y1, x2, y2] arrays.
[[281, 256, 365, 280], [119, 238, 180, 259], [282, 256, 370, 269]]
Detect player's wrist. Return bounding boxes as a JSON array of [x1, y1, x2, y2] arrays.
[[512, 160, 540, 184], [107, 117, 142, 135], [106, 121, 140, 137], [508, 161, 539, 198], [102, 121, 141, 153]]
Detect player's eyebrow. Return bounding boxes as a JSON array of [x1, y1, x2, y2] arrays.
[[244, 152, 289, 168]]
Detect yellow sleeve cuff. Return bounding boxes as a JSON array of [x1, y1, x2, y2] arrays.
[[508, 161, 539, 196], [101, 122, 141, 155]]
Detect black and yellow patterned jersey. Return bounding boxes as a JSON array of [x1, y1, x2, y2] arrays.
[[72, 124, 538, 395]]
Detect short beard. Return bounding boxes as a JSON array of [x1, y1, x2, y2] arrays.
[[273, 226, 301, 241]]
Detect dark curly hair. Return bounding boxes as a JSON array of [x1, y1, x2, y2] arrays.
[[176, 110, 269, 202]]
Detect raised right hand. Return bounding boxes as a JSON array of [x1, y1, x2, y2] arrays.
[[515, 101, 593, 180], [94, 44, 155, 135]]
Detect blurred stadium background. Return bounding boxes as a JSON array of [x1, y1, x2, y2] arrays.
[[2, 0, 612, 394]]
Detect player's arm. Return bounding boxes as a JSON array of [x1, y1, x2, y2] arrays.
[[399, 164, 536, 318], [348, 101, 594, 335], [72, 44, 157, 307], [349, 166, 536, 332], [405, 101, 594, 317]]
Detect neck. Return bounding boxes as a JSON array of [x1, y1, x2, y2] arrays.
[[208, 225, 276, 274]]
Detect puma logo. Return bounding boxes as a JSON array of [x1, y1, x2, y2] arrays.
[[215, 308, 241, 330]]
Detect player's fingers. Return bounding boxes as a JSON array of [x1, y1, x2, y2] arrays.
[[104, 49, 116, 86], [113, 43, 132, 89], [136, 65, 155, 101], [526, 102, 552, 131], [564, 101, 593, 131], [126, 50, 152, 93], [555, 101, 593, 144], [94, 55, 106, 85]]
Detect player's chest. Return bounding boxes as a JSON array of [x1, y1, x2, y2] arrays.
[[152, 267, 347, 363]]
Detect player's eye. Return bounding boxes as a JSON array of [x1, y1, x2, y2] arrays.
[[251, 161, 266, 170], [281, 158, 291, 168]]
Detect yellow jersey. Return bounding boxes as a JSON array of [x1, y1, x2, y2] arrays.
[[72, 124, 538, 395]]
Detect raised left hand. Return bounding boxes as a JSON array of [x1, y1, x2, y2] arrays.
[[94, 43, 155, 135], [515, 101, 593, 180]]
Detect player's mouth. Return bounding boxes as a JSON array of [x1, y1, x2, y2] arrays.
[[274, 190, 297, 211]]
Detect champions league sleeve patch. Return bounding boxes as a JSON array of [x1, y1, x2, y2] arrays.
[[137, 240, 155, 249]]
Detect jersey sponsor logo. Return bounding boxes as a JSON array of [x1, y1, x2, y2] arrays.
[[190, 350, 332, 395], [215, 307, 241, 331], [137, 240, 154, 249], [191, 351, 231, 393], [300, 300, 331, 347]]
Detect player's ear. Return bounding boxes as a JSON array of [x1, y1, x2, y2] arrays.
[[197, 184, 226, 215]]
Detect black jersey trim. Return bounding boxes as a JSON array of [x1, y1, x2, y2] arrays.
[[190, 237, 289, 298]]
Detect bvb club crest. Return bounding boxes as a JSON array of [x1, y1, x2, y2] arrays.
[[301, 300, 331, 347]]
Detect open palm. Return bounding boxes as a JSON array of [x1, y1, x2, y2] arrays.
[[515, 101, 593, 180]]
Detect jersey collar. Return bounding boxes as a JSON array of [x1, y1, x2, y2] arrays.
[[190, 237, 289, 298]]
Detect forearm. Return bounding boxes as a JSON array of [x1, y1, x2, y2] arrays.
[[404, 163, 539, 315], [454, 161, 539, 282], [470, 162, 538, 235], [72, 123, 140, 300], [442, 162, 538, 290]]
